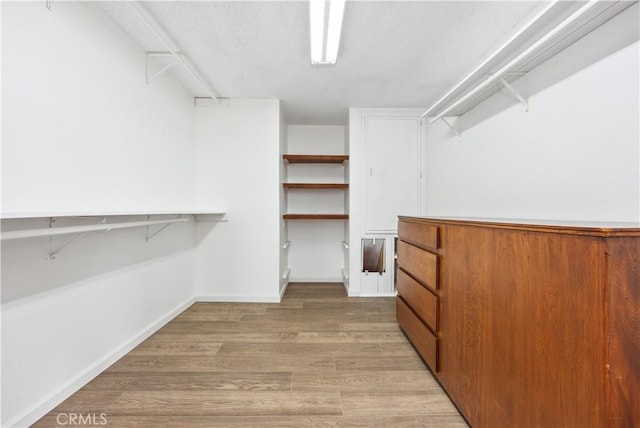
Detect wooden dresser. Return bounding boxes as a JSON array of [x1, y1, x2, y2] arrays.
[[396, 216, 640, 428]]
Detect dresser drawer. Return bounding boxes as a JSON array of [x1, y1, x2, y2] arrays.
[[397, 297, 439, 372], [397, 240, 439, 290], [397, 268, 438, 332], [398, 220, 439, 250]]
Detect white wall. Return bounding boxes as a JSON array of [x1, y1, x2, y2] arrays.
[[194, 99, 281, 302], [1, 3, 198, 426], [286, 126, 347, 282], [1, 3, 196, 214], [279, 110, 290, 296], [425, 11, 639, 222]]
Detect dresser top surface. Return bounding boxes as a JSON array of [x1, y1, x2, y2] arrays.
[[399, 216, 640, 237]]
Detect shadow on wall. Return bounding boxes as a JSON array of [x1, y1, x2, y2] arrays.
[[0, 216, 221, 304]]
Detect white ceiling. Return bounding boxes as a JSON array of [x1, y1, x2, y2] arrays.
[[99, 1, 555, 125]]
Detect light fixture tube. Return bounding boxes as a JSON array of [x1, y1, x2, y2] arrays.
[[325, 0, 346, 64], [309, 0, 325, 63], [310, 0, 346, 65]]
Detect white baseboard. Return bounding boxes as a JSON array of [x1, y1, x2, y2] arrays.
[[279, 281, 289, 301], [341, 269, 349, 295], [196, 295, 281, 303], [341, 280, 349, 295], [279, 268, 291, 301], [288, 277, 343, 283], [358, 292, 397, 297], [9, 297, 195, 428]]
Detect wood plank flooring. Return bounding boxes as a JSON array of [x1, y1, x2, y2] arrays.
[[34, 283, 467, 427]]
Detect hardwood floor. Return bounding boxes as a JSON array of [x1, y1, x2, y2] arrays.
[[34, 283, 467, 427]]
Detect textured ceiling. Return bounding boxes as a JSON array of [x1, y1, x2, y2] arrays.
[[99, 1, 551, 125]]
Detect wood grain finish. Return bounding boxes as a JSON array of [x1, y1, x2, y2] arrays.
[[283, 154, 348, 164], [606, 237, 640, 427], [396, 268, 438, 332], [283, 214, 349, 220], [34, 283, 466, 428], [283, 183, 348, 190], [398, 219, 439, 251], [396, 297, 439, 372], [397, 240, 438, 290], [397, 216, 640, 428], [108, 391, 344, 416]]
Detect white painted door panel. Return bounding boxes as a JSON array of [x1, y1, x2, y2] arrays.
[[364, 117, 420, 233]]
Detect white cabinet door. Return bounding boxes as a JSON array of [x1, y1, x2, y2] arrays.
[[364, 116, 420, 234]]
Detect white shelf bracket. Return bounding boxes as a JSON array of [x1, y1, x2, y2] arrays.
[[499, 77, 529, 112], [440, 117, 461, 138], [125, 1, 221, 103], [146, 215, 183, 242], [146, 53, 179, 84], [47, 217, 106, 260]]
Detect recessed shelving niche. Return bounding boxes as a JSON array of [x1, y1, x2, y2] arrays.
[[282, 154, 349, 221]]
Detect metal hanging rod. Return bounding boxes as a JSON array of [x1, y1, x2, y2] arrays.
[[124, 1, 221, 103], [425, 0, 601, 124], [1, 217, 189, 241], [420, 0, 560, 120]]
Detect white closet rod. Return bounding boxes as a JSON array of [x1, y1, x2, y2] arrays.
[[421, 0, 560, 119], [423, 0, 604, 123], [124, 1, 221, 103], [429, 0, 601, 123], [1, 218, 189, 241]]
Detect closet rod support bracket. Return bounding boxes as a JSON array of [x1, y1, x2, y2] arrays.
[[440, 117, 461, 138], [146, 52, 179, 84], [146, 215, 183, 242], [47, 217, 106, 259], [499, 77, 529, 111]]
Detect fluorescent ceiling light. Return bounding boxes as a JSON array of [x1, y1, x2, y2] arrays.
[[309, 0, 346, 65]]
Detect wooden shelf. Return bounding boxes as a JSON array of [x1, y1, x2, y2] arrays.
[[282, 154, 348, 221], [283, 154, 349, 164], [283, 214, 349, 220], [283, 183, 348, 190]]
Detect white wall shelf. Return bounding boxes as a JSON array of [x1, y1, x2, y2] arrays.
[[122, 1, 222, 103], [1, 217, 187, 241], [0, 211, 226, 220], [421, 1, 634, 125], [1, 212, 227, 258]]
